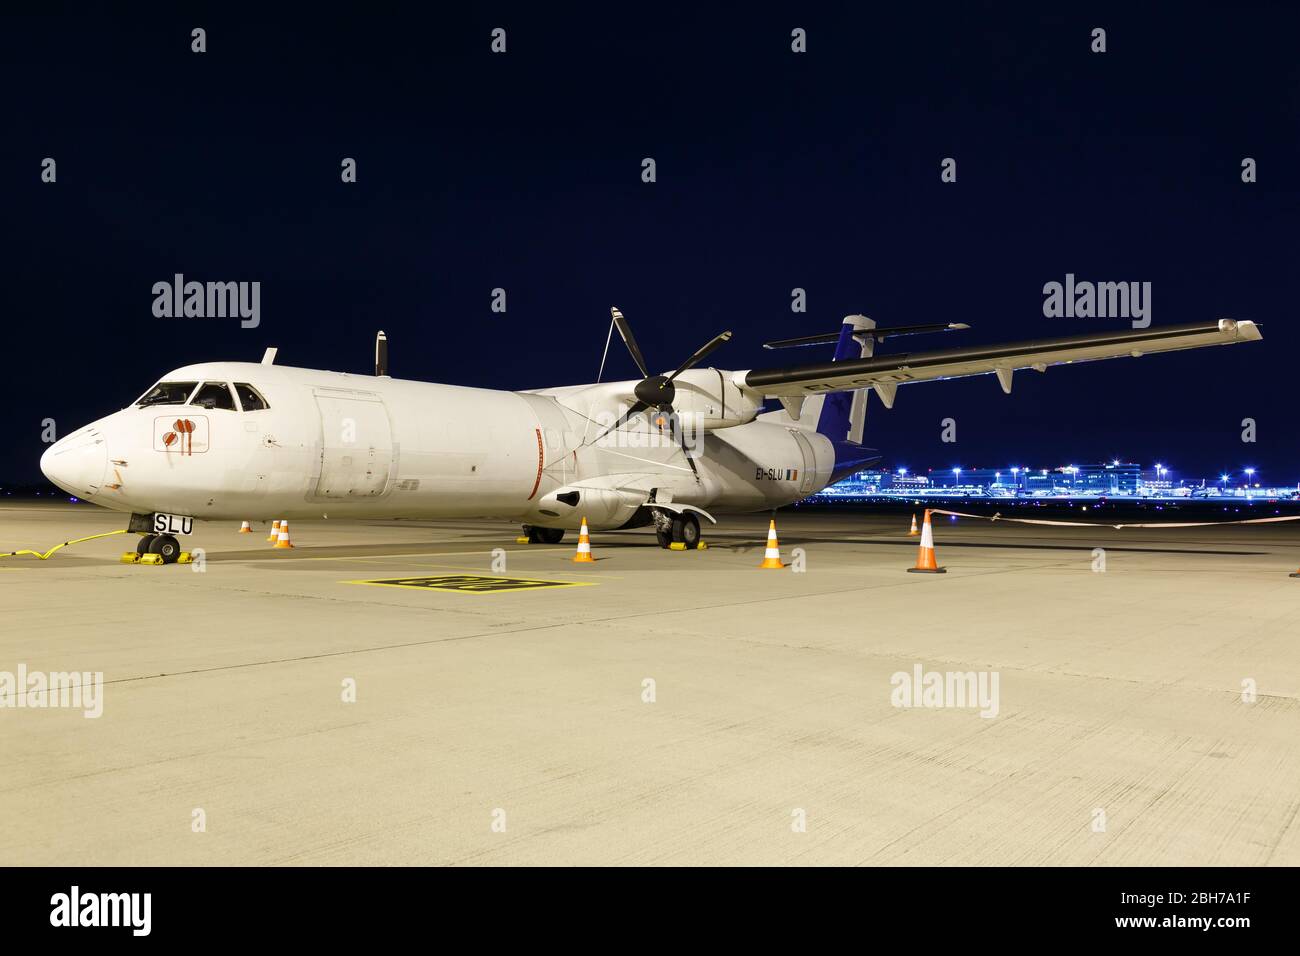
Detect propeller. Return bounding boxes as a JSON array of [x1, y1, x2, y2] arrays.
[[594, 307, 732, 479]]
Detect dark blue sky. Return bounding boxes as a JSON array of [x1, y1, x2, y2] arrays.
[[5, 3, 1297, 485]]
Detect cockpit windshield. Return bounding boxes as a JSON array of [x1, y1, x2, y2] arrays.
[[191, 382, 237, 410], [136, 382, 198, 407], [233, 383, 269, 411]]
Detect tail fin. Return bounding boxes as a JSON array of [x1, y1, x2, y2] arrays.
[[812, 315, 874, 442]]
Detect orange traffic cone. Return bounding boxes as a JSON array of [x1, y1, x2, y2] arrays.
[[573, 518, 595, 562], [907, 510, 945, 573], [1290, 568, 1300, 578], [239, 520, 252, 533], [274, 519, 294, 549], [758, 519, 783, 569], [266, 520, 281, 543], [907, 514, 920, 536]]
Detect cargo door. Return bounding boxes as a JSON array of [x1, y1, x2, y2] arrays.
[[314, 391, 393, 498]]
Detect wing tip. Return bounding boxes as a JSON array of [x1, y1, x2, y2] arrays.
[[1221, 318, 1263, 340]]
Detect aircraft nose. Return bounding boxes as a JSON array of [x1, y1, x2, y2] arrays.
[[40, 426, 108, 498]]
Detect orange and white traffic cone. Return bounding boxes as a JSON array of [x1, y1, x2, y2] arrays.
[[758, 519, 783, 569], [239, 520, 252, 534], [274, 519, 294, 549], [907, 514, 920, 536], [573, 518, 595, 562], [266, 520, 281, 543], [907, 510, 945, 573]]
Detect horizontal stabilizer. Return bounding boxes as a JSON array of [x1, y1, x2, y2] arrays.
[[763, 322, 969, 350]]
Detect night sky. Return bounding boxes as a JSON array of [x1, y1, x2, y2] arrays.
[[5, 4, 1297, 487]]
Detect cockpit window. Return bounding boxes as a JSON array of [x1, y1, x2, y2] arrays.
[[233, 383, 269, 411], [137, 382, 198, 407], [191, 382, 237, 410]]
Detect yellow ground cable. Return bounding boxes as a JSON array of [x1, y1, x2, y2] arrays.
[[0, 529, 131, 561]]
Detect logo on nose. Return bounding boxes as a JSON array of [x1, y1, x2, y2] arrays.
[[154, 416, 208, 454]]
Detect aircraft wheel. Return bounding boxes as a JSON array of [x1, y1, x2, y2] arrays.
[[672, 513, 701, 549], [539, 528, 565, 545], [149, 534, 181, 564], [655, 527, 673, 549], [136, 534, 157, 556]]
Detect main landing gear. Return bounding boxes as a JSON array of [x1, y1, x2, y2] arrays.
[[520, 525, 566, 545], [654, 511, 702, 550]]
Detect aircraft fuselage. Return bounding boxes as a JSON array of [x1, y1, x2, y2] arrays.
[[40, 361, 852, 531]]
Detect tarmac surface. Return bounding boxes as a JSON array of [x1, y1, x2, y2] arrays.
[[2, 500, 1298, 866]]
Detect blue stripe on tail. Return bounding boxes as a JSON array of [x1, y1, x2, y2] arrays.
[[814, 323, 859, 442], [816, 321, 881, 481]]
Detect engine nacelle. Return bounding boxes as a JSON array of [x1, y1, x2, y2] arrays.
[[668, 369, 764, 429]]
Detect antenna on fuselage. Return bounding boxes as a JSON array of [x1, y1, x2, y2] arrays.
[[375, 330, 389, 377], [261, 347, 278, 365]]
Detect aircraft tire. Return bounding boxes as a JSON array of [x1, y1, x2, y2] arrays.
[[136, 534, 157, 556], [149, 534, 181, 564], [672, 513, 700, 549]]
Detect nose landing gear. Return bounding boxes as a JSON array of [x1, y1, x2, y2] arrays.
[[149, 534, 182, 564], [123, 532, 185, 565]]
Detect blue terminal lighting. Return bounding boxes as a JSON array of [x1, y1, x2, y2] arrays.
[[811, 458, 1300, 504]]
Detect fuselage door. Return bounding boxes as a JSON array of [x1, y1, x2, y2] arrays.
[[313, 390, 394, 498]]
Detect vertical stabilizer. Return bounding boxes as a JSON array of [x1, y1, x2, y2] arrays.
[[814, 315, 874, 442]]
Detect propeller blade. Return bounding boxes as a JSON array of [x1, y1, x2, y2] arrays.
[[676, 417, 701, 482], [666, 330, 733, 382], [610, 307, 650, 379], [592, 400, 648, 444]]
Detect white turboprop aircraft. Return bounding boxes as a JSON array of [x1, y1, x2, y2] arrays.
[[40, 309, 1261, 562]]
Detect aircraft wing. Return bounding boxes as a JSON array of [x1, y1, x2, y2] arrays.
[[737, 319, 1261, 400]]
